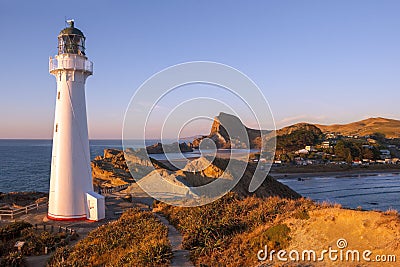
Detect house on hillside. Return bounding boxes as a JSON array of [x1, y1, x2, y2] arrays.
[[380, 149, 391, 160], [321, 141, 331, 149], [326, 133, 336, 139], [362, 144, 373, 149], [305, 145, 317, 152], [367, 138, 377, 144], [296, 149, 309, 155]]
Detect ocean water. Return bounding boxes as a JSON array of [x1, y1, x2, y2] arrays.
[[278, 174, 400, 211], [0, 139, 123, 193], [0, 139, 208, 192]]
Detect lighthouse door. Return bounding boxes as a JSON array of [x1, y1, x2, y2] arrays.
[[88, 199, 97, 220]]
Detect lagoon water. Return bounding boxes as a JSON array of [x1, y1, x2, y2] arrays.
[[278, 174, 400, 212], [1, 139, 399, 212]]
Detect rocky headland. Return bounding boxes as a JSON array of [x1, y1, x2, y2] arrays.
[[192, 112, 270, 149]]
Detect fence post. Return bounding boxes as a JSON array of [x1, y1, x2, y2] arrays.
[[25, 207, 28, 214], [43, 224, 46, 231]]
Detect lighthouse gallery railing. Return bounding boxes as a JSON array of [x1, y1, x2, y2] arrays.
[[49, 56, 93, 73]]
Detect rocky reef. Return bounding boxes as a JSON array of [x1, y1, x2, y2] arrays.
[[146, 142, 193, 154]]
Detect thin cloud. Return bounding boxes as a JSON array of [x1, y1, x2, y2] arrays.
[[277, 115, 328, 128]]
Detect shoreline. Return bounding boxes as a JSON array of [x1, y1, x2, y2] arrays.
[[152, 155, 400, 180], [270, 168, 400, 179]]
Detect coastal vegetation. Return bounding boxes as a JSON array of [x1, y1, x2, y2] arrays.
[[154, 193, 318, 266], [275, 131, 400, 165], [276, 125, 322, 152], [48, 208, 171, 267], [155, 193, 400, 266], [0, 221, 68, 266]]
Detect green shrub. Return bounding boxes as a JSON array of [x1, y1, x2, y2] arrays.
[[0, 222, 70, 259], [0, 251, 26, 267], [46, 246, 71, 266], [293, 209, 310, 220], [262, 224, 291, 250], [0, 221, 32, 241]]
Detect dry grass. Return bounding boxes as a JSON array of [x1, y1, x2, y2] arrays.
[[316, 117, 400, 139], [384, 208, 399, 216], [156, 194, 400, 266], [48, 208, 171, 267], [155, 193, 318, 266]]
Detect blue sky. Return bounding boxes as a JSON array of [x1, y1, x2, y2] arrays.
[[0, 0, 399, 139]]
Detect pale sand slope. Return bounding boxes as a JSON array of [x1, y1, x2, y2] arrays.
[[273, 208, 400, 266]]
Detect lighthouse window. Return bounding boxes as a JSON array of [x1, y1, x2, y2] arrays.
[[57, 91, 60, 100], [55, 124, 58, 132]]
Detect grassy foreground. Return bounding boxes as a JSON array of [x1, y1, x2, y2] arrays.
[[154, 193, 318, 266], [48, 208, 171, 267], [155, 193, 400, 267]]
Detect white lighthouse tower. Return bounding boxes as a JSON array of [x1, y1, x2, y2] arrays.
[[48, 20, 104, 221]]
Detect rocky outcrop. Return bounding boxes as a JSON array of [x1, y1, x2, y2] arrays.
[[191, 113, 326, 152], [192, 112, 271, 149], [146, 142, 193, 154], [94, 148, 300, 199], [91, 149, 176, 188], [91, 149, 134, 188], [0, 192, 48, 209], [128, 155, 300, 201]]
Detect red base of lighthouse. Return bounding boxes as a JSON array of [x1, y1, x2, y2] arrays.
[[47, 213, 87, 222]]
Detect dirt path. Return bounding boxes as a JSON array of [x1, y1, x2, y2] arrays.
[[154, 213, 194, 267], [124, 184, 194, 266]]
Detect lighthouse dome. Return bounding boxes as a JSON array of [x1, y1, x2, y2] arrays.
[[59, 26, 85, 37]]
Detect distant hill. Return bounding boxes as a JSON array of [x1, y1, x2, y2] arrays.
[[277, 123, 322, 136], [275, 123, 322, 151], [315, 117, 400, 138], [192, 114, 400, 150]]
